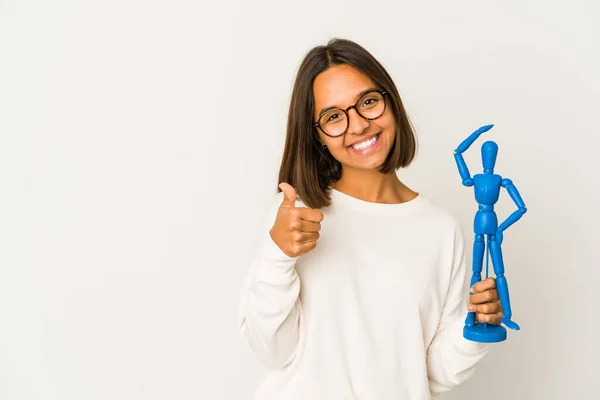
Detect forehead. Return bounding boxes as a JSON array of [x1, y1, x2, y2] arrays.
[[313, 64, 376, 109]]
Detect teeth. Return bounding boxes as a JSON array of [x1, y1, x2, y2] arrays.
[[351, 135, 378, 150]]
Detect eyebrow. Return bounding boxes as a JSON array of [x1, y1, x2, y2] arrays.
[[317, 87, 380, 119]]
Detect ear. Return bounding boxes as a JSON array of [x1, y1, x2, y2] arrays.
[[315, 136, 327, 148]]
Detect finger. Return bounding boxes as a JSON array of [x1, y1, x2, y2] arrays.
[[469, 290, 499, 304], [298, 240, 317, 254], [468, 301, 502, 314], [299, 231, 320, 243], [297, 207, 324, 223], [476, 312, 503, 325], [279, 182, 297, 208], [471, 277, 496, 294], [300, 220, 321, 233]]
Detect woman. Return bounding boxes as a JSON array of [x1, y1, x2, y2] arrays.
[[237, 38, 503, 400]]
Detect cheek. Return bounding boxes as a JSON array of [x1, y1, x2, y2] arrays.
[[380, 112, 396, 133], [318, 131, 343, 150], [323, 140, 349, 161]]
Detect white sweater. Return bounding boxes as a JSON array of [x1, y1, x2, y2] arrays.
[[238, 187, 489, 400]]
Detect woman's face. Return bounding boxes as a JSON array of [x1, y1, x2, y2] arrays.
[[312, 64, 396, 172]]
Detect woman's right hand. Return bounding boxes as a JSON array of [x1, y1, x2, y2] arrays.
[[269, 182, 324, 258]]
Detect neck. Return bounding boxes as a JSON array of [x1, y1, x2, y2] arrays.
[[330, 168, 417, 204]]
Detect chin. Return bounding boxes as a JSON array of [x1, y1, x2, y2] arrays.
[[346, 154, 389, 171]]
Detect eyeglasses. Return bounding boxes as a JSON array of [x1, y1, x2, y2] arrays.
[[314, 90, 387, 138]]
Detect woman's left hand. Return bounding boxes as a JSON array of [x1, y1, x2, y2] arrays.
[[467, 277, 503, 325]]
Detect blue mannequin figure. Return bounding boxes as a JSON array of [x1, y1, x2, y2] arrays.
[[453, 124, 527, 343]]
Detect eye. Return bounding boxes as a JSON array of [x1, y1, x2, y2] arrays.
[[362, 97, 379, 107], [321, 109, 345, 125], [326, 113, 340, 123]]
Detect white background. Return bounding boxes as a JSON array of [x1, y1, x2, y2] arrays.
[[1, 1, 599, 399]]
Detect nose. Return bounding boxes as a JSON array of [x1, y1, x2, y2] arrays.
[[346, 107, 369, 136]]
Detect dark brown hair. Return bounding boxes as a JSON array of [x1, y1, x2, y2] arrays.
[[276, 38, 417, 209]]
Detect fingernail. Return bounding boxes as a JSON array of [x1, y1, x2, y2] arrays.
[[467, 304, 474, 311]]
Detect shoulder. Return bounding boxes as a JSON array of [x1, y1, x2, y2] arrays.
[[414, 196, 468, 253], [419, 196, 463, 232], [416, 199, 471, 275]]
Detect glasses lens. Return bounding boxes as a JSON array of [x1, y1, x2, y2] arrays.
[[357, 91, 385, 119], [319, 109, 347, 137]]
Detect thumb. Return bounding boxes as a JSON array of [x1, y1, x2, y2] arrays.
[[279, 182, 297, 208]]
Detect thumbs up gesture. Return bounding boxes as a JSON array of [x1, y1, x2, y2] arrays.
[[269, 182, 324, 258]]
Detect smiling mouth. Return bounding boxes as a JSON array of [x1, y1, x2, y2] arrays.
[[348, 133, 381, 151]]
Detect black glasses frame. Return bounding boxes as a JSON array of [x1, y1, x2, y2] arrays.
[[314, 90, 388, 138]]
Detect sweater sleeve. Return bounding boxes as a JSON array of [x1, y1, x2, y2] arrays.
[[426, 222, 490, 393], [237, 192, 303, 368]]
